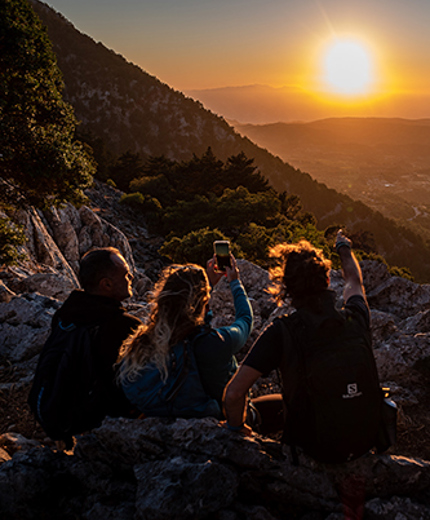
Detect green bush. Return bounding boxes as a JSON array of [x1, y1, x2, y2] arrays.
[[160, 228, 243, 267], [389, 265, 414, 282], [0, 216, 26, 265], [120, 192, 162, 212], [130, 174, 175, 207]]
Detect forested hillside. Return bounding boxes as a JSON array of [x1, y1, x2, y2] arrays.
[[29, 0, 430, 282]]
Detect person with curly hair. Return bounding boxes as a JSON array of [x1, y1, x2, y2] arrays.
[[117, 254, 253, 418], [222, 230, 382, 464]]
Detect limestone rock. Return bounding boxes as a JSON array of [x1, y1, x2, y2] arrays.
[[0, 279, 16, 303], [367, 277, 430, 319], [361, 261, 391, 293], [401, 309, 430, 334], [0, 432, 42, 456], [14, 272, 78, 301], [1, 418, 430, 520], [0, 293, 60, 361], [78, 206, 135, 272], [0, 447, 11, 464], [43, 204, 81, 273], [364, 495, 430, 519], [132, 267, 153, 301], [16, 207, 79, 285], [373, 332, 430, 382], [134, 457, 238, 520], [370, 310, 399, 345]]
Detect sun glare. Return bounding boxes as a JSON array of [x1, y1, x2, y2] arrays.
[[323, 39, 373, 95]]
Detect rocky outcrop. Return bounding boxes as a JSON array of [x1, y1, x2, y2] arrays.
[[1, 195, 430, 405], [1, 186, 430, 519], [1, 418, 430, 520], [0, 187, 154, 381]]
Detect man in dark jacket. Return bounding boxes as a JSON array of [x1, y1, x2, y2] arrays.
[[50, 247, 141, 428]]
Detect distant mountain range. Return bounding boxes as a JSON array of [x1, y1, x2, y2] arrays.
[[185, 85, 430, 124], [234, 118, 430, 241], [30, 0, 430, 281]]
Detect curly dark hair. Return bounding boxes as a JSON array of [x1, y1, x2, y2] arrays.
[[269, 240, 331, 305]]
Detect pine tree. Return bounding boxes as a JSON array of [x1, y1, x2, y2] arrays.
[[0, 0, 94, 208]]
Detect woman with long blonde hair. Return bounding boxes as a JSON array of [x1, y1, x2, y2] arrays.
[[117, 254, 253, 418]]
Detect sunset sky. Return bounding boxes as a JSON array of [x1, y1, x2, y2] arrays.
[[43, 0, 430, 122]]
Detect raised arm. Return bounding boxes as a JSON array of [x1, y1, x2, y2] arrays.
[[335, 229, 366, 301], [207, 254, 253, 353]]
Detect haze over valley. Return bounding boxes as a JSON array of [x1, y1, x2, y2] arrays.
[[234, 118, 430, 242]]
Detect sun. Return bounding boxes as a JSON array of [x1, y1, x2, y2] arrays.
[[322, 38, 373, 95]]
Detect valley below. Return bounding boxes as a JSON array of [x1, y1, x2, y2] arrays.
[[234, 118, 430, 241]]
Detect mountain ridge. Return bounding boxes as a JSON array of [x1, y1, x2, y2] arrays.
[[30, 0, 430, 282], [185, 83, 430, 124]]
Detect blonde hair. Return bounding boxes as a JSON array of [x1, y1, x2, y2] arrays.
[[117, 264, 210, 384]]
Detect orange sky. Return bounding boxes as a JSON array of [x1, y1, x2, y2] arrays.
[[45, 0, 430, 122]]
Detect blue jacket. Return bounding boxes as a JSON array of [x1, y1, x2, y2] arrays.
[[194, 278, 253, 404]]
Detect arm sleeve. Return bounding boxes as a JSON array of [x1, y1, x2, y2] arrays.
[[344, 295, 370, 328], [215, 279, 253, 354], [243, 319, 285, 377]]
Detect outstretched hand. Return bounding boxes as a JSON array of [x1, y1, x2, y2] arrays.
[[335, 229, 352, 252], [206, 256, 224, 288], [225, 254, 239, 283], [206, 254, 239, 287]]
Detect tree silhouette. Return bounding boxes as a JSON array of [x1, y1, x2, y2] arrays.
[[109, 150, 145, 191], [0, 0, 94, 208]]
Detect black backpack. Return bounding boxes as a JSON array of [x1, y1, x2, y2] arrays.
[[28, 321, 106, 447], [281, 306, 383, 464]]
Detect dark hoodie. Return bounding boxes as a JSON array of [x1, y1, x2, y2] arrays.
[[52, 290, 141, 418]]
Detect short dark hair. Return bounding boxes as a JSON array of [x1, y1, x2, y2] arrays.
[[79, 247, 122, 293], [269, 240, 331, 304]]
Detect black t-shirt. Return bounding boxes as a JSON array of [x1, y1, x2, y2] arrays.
[[243, 291, 370, 402]]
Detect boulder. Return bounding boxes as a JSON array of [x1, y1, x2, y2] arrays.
[[14, 272, 78, 301], [16, 208, 79, 285], [370, 310, 398, 345], [0, 279, 16, 303], [43, 204, 82, 273], [0, 432, 42, 456], [367, 277, 430, 320], [365, 496, 430, 519], [1, 418, 430, 520], [78, 206, 135, 272], [0, 293, 60, 361], [374, 333, 430, 382], [361, 261, 391, 293]]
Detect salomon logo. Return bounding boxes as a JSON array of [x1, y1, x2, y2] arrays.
[[342, 383, 363, 399]]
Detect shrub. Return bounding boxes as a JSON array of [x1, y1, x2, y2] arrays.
[[160, 228, 242, 267], [0, 216, 26, 265]]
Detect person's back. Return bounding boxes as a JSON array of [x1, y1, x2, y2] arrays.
[[28, 247, 141, 446], [223, 231, 384, 464], [117, 254, 253, 418], [277, 288, 381, 462]]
